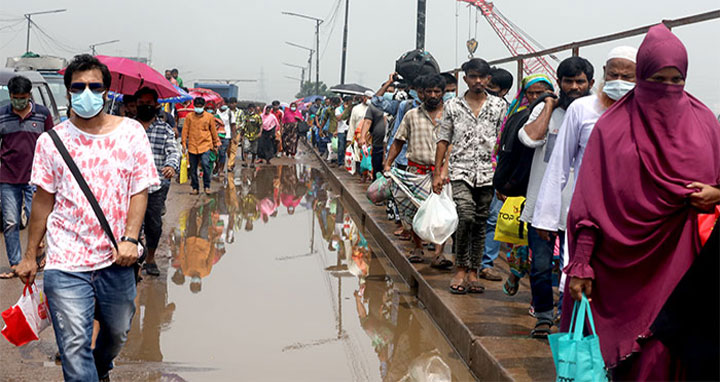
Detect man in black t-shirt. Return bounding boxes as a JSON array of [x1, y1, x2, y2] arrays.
[[358, 104, 387, 180]]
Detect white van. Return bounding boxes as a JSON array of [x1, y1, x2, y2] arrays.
[[0, 68, 61, 125]]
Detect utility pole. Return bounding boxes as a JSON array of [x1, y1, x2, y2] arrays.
[[24, 9, 67, 54], [286, 42, 315, 85], [340, 0, 350, 84], [89, 39, 119, 55], [282, 11, 324, 95], [284, 63, 306, 88], [416, 0, 426, 50]]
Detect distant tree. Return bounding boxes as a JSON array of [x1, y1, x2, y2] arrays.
[[295, 81, 335, 99]]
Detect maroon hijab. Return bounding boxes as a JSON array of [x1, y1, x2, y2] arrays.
[[564, 24, 720, 367]]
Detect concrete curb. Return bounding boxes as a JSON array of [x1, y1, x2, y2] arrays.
[[306, 143, 523, 381]]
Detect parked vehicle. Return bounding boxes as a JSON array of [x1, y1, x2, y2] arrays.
[[0, 68, 61, 125]]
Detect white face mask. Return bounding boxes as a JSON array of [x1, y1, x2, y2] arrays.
[[603, 80, 635, 101]]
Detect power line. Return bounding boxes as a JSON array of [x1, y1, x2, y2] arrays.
[[320, 0, 343, 61]]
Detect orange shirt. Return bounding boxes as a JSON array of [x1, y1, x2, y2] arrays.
[[182, 111, 220, 154]]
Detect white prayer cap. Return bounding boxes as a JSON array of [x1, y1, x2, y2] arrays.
[[364, 90, 375, 98], [606, 46, 638, 63]]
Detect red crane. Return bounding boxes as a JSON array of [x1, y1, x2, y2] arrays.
[[458, 0, 558, 81]]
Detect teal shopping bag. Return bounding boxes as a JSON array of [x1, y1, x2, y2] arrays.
[[360, 154, 372, 173], [548, 295, 608, 382]]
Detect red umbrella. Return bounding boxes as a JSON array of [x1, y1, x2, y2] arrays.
[[59, 55, 180, 98], [188, 88, 224, 106]]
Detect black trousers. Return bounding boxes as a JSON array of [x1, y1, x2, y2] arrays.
[[144, 184, 169, 250]]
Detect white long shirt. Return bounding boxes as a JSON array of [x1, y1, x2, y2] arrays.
[[531, 94, 606, 232], [518, 103, 573, 230]]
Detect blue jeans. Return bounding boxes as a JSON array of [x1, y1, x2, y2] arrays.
[[44, 264, 137, 381], [216, 138, 230, 170], [336, 132, 347, 167], [188, 151, 211, 190], [528, 226, 565, 320], [1, 183, 34, 266], [482, 193, 503, 269]]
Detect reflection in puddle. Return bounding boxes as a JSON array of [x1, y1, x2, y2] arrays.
[[120, 163, 475, 381]]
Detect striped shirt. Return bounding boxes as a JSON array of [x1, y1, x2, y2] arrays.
[[0, 102, 54, 184], [146, 120, 180, 192]]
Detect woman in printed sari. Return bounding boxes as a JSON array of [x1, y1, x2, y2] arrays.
[[282, 102, 303, 157], [564, 24, 720, 380]]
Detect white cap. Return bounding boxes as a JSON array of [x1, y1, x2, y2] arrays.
[[364, 90, 375, 98], [606, 46, 638, 63]]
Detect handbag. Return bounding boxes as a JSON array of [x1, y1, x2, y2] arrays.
[[548, 295, 608, 382], [47, 130, 146, 272], [494, 197, 528, 245]]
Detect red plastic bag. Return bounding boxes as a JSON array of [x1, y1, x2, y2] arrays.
[[699, 206, 720, 246], [1, 281, 51, 346]]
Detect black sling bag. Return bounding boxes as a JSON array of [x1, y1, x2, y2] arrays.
[[47, 129, 146, 271]]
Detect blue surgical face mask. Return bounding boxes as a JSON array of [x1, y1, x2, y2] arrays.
[[194, 107, 204, 114], [71, 88, 105, 119], [383, 93, 394, 101], [443, 92, 456, 102], [220, 105, 228, 111], [602, 79, 635, 101], [409, 89, 420, 101]]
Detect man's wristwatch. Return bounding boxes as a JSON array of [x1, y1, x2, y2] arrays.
[[120, 236, 139, 246]]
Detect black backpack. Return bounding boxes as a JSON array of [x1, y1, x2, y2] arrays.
[[395, 50, 440, 82], [493, 94, 555, 197]]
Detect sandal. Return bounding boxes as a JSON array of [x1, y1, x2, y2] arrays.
[[467, 279, 485, 294], [503, 276, 520, 296], [398, 232, 412, 241], [430, 255, 453, 270], [143, 262, 160, 277], [190, 189, 199, 195], [449, 274, 467, 295], [0, 267, 17, 279], [407, 248, 424, 263], [531, 318, 554, 339]]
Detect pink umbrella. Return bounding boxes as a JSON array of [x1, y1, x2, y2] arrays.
[[59, 55, 180, 99]]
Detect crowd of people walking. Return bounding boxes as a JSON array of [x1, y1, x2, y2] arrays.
[[0, 21, 718, 381]]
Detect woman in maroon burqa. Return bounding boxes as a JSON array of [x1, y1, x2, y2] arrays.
[[562, 24, 720, 380]]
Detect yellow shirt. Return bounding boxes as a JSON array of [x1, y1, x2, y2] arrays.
[[182, 111, 220, 154]]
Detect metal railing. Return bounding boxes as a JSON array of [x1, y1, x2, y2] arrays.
[[471, 9, 720, 90]]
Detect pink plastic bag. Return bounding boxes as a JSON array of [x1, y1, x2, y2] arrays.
[[1, 280, 51, 346]]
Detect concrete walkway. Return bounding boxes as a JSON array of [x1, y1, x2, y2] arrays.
[[309, 145, 556, 381]]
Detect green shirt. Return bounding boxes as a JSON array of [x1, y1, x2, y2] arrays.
[[242, 113, 262, 141]]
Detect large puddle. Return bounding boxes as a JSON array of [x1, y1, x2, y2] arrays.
[[118, 162, 476, 381]]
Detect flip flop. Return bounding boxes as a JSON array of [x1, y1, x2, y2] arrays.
[[503, 277, 520, 296], [430, 255, 453, 270]]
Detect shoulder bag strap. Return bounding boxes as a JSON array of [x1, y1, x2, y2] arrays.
[[47, 129, 118, 251]]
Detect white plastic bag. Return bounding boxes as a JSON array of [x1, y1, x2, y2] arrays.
[[1, 280, 52, 346], [412, 184, 458, 244], [345, 146, 356, 175]]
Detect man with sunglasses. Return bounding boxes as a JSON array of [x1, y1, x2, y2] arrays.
[[15, 54, 159, 382], [0, 75, 54, 279]]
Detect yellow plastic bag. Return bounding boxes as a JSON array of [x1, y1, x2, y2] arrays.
[[179, 153, 188, 184], [494, 196, 528, 245]]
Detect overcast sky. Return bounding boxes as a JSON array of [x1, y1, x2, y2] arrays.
[[1, 1, 718, 112]]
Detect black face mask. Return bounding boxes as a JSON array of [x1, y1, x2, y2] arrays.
[[136, 105, 157, 122], [424, 97, 442, 110]]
